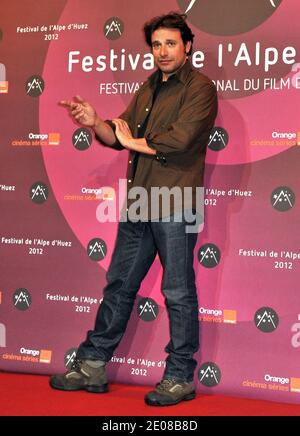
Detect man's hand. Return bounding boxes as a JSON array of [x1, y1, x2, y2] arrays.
[[112, 118, 133, 148], [112, 118, 156, 155], [60, 95, 98, 128]]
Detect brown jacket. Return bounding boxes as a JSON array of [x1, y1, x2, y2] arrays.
[[104, 61, 218, 217]]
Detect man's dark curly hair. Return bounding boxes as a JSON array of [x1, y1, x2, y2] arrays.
[[143, 12, 194, 56]]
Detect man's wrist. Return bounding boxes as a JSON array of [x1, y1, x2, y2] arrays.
[[127, 137, 135, 149], [92, 115, 101, 130]]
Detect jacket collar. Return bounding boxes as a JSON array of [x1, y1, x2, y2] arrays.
[[148, 59, 192, 88]]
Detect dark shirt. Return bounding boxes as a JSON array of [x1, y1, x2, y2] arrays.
[[102, 60, 218, 219]]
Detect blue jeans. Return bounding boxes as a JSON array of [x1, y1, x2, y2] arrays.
[[77, 215, 199, 382]]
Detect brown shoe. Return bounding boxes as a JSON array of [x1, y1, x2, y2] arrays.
[[144, 378, 196, 406], [49, 359, 108, 393]]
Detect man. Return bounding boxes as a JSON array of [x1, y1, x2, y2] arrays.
[[50, 12, 218, 406]]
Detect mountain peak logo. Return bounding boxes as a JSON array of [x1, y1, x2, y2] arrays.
[[271, 187, 295, 212], [208, 127, 229, 151], [198, 362, 221, 387], [64, 348, 78, 369], [104, 17, 124, 40], [72, 128, 92, 151], [87, 238, 107, 261], [30, 182, 49, 204], [137, 298, 159, 321], [198, 243, 221, 268], [13, 288, 32, 311], [26, 75, 44, 97], [255, 307, 279, 332]]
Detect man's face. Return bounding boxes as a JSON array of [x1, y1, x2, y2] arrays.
[[151, 27, 191, 81]]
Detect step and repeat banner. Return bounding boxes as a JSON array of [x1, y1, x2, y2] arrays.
[[1, 0, 300, 404]]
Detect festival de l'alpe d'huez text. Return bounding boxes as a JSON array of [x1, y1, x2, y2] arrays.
[[66, 41, 300, 94]]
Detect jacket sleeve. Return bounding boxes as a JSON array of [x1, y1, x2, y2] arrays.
[[146, 81, 218, 155], [96, 92, 139, 151]]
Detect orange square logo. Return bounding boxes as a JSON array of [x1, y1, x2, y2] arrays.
[[290, 378, 300, 393], [102, 187, 115, 201], [223, 310, 237, 324], [0, 81, 8, 93], [0, 291, 2, 304], [39, 349, 52, 364], [297, 132, 300, 146], [48, 133, 60, 145]]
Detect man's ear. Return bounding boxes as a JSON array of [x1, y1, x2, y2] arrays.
[[185, 41, 192, 55]]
